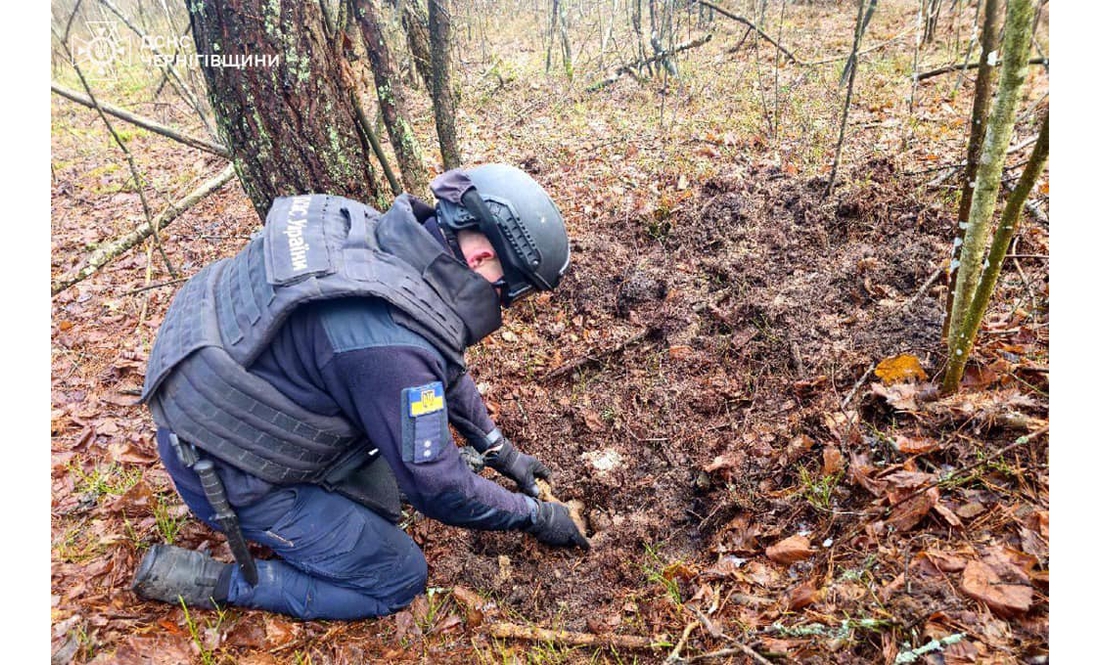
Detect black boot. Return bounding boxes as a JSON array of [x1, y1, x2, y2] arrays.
[[132, 544, 229, 610]]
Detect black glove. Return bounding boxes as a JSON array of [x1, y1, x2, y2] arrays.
[[525, 500, 590, 550], [484, 437, 551, 498]]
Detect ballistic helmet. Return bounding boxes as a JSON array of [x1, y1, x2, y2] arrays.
[[432, 164, 570, 306]]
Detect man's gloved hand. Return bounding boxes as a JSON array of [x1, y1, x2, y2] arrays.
[[483, 437, 550, 498], [525, 500, 590, 550]]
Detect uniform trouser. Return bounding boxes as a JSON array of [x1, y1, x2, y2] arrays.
[[166, 461, 428, 620]]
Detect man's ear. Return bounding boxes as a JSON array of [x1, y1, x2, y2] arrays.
[[465, 247, 496, 270]]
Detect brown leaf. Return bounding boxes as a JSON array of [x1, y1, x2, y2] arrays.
[[704, 454, 739, 473], [933, 501, 963, 528], [111, 634, 194, 665], [822, 446, 844, 477], [766, 535, 815, 565], [848, 453, 887, 497], [871, 382, 938, 412], [452, 585, 487, 627], [668, 344, 692, 359], [920, 550, 968, 574], [263, 615, 298, 647], [580, 409, 606, 433], [824, 411, 861, 444], [961, 559, 1033, 618], [894, 434, 940, 454], [874, 354, 928, 385], [885, 486, 938, 531], [787, 579, 818, 610]]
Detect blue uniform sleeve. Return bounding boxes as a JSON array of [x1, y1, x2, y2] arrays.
[[446, 372, 499, 452], [314, 302, 537, 531]]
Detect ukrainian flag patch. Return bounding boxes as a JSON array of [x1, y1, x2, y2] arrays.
[[407, 382, 445, 417], [402, 382, 447, 464]]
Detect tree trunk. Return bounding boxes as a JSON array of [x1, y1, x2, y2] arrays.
[[187, 0, 386, 217], [942, 0, 1036, 394], [945, 0, 1002, 339], [350, 0, 429, 196], [429, 0, 461, 169], [401, 0, 433, 87]]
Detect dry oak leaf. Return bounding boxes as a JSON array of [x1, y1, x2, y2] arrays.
[[871, 382, 939, 412], [894, 434, 941, 454], [766, 535, 816, 565], [822, 445, 845, 477], [885, 486, 939, 531], [961, 559, 1033, 618], [874, 353, 928, 385]]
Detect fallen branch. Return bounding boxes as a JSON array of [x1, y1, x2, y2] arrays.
[[489, 621, 664, 650], [696, 1, 801, 64], [51, 83, 230, 157], [52, 165, 236, 295], [587, 34, 712, 91], [916, 55, 1047, 81]]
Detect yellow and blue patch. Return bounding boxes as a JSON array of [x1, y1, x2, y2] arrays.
[[401, 382, 447, 464], [407, 382, 445, 417]]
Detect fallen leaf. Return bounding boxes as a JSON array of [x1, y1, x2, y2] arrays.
[[894, 434, 940, 454], [933, 501, 963, 528], [263, 616, 297, 647], [787, 579, 818, 610], [822, 446, 844, 477], [824, 411, 861, 444], [885, 486, 938, 531], [871, 382, 938, 412], [875, 354, 928, 385], [961, 559, 1032, 618], [766, 535, 815, 565]]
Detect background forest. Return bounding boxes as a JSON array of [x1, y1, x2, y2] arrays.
[[46, 0, 1063, 662]]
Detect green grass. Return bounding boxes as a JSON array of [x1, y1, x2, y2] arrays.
[[640, 543, 683, 607], [799, 466, 841, 512], [69, 460, 142, 502]]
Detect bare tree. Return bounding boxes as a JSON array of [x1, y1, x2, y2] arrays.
[[429, 0, 462, 168]]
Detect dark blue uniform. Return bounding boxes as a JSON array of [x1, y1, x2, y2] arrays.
[[157, 221, 536, 620]]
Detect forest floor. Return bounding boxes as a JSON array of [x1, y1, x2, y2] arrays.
[[51, 2, 1049, 663]]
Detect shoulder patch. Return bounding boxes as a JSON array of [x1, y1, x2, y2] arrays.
[[407, 381, 445, 417], [401, 382, 447, 464]]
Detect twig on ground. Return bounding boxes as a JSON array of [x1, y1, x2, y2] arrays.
[[803, 25, 916, 66], [841, 362, 876, 409], [488, 621, 664, 649], [52, 165, 236, 295], [664, 621, 699, 663], [51, 83, 230, 157]]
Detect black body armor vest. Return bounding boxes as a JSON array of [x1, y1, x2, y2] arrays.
[[141, 193, 503, 484]]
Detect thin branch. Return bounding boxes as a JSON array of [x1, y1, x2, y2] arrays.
[[695, 1, 801, 64], [51, 83, 229, 157], [917, 55, 1047, 81], [587, 34, 712, 91], [52, 165, 236, 295], [488, 621, 665, 649]]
